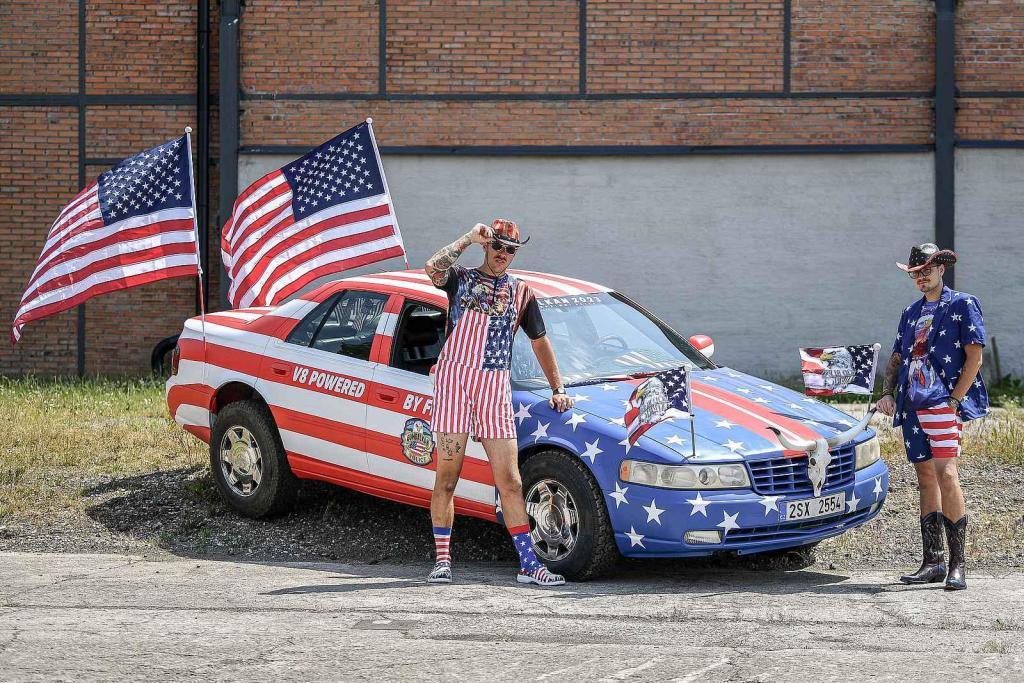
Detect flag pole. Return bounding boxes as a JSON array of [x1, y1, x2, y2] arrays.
[[687, 368, 697, 460], [365, 117, 410, 270], [184, 127, 207, 349]]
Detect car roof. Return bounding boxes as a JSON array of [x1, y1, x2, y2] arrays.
[[305, 269, 612, 307]]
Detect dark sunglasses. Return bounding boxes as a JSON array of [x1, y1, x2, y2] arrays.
[[489, 241, 518, 255], [908, 266, 935, 279]]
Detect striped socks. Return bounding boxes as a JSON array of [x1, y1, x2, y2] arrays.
[[508, 524, 542, 572], [433, 526, 452, 565]]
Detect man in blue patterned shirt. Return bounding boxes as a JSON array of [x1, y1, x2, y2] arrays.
[[877, 243, 988, 590]]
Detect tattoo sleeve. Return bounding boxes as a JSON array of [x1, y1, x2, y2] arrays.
[[881, 352, 900, 396], [425, 234, 472, 286]]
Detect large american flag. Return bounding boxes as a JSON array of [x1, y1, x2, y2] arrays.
[[12, 136, 199, 343], [800, 344, 880, 396], [625, 367, 693, 445], [221, 121, 405, 310]]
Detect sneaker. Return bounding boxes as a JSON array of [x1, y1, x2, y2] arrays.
[[516, 565, 565, 586], [427, 560, 452, 584]]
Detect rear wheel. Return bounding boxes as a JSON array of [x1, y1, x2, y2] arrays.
[[521, 450, 619, 580], [210, 400, 297, 518]]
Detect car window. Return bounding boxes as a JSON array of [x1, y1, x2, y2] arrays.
[[391, 302, 446, 375], [285, 295, 337, 347], [286, 290, 387, 361]]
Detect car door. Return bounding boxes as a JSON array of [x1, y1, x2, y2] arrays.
[[367, 296, 497, 519], [255, 289, 388, 483]]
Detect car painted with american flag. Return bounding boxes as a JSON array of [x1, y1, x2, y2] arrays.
[[166, 269, 889, 579]]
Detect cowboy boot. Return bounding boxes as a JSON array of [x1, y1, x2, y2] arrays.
[[899, 511, 947, 584], [943, 514, 968, 591]]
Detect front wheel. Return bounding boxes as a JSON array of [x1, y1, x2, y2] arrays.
[[521, 450, 619, 580], [209, 400, 297, 518]]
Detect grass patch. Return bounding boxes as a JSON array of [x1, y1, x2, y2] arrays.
[[0, 375, 204, 519], [980, 640, 1008, 654]]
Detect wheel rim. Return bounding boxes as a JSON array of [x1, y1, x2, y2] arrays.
[[524, 478, 579, 561], [218, 426, 264, 497]]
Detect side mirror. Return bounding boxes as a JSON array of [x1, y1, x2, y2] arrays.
[[689, 334, 715, 358]]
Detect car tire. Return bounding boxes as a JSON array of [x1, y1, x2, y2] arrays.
[[520, 449, 619, 581], [210, 400, 297, 518]]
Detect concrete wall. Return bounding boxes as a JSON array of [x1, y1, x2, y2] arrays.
[[240, 152, 1019, 379], [956, 149, 1024, 378]]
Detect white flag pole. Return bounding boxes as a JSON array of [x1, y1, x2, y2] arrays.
[[365, 117, 410, 270], [686, 368, 697, 460], [184, 127, 207, 348]]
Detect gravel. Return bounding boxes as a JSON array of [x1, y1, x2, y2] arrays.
[[2, 455, 1021, 575]]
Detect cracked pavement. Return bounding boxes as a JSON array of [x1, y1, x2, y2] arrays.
[[0, 553, 1022, 681]]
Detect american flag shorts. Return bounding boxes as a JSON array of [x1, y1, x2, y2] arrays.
[[901, 403, 963, 463], [431, 361, 516, 440]]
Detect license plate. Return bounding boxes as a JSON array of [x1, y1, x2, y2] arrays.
[[784, 492, 846, 521]]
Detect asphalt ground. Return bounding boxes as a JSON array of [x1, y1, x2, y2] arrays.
[[0, 553, 1021, 681]]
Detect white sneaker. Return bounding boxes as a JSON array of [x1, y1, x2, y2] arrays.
[[427, 561, 452, 584], [516, 566, 565, 586]]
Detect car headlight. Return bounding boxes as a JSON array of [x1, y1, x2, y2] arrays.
[[619, 460, 750, 490], [855, 437, 880, 470]]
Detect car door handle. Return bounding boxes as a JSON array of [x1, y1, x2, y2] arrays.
[[271, 362, 290, 376], [377, 389, 399, 403]]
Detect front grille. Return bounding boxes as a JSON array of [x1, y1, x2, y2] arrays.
[[747, 446, 856, 496], [723, 506, 874, 545]]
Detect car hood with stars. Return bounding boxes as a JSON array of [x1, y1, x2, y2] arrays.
[[518, 366, 875, 464]]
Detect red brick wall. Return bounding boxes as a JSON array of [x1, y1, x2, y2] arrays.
[[957, 0, 1024, 91], [587, 0, 785, 92], [2, 1, 1024, 375], [0, 108, 81, 375], [791, 1, 935, 92], [241, 0, 378, 95], [0, 1, 79, 95], [86, 1, 197, 94], [241, 98, 933, 147], [387, 0, 579, 93]]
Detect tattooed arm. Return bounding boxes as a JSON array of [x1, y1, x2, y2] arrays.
[[425, 223, 492, 286], [877, 351, 901, 416]]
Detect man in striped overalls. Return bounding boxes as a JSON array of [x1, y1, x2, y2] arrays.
[[424, 219, 575, 586]]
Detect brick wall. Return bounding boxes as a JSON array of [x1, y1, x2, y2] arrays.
[[2, 0, 1023, 375], [587, 0, 785, 92], [240, 98, 934, 147]]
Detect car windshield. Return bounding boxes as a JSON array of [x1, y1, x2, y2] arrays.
[[511, 292, 714, 388]]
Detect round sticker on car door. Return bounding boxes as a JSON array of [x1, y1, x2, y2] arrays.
[[401, 418, 435, 466]]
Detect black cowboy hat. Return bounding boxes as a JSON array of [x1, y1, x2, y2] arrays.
[[896, 242, 958, 272]]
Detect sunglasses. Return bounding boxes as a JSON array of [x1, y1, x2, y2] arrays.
[[908, 266, 935, 279], [489, 241, 518, 255]]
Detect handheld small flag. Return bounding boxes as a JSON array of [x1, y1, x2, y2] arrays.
[[13, 136, 199, 344], [624, 367, 692, 445], [800, 344, 880, 396]]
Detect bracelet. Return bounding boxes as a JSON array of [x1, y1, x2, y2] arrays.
[[948, 396, 962, 409]]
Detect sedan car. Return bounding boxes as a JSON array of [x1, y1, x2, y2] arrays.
[[167, 269, 888, 579]]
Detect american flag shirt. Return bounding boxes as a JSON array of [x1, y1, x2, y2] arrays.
[[436, 265, 546, 371]]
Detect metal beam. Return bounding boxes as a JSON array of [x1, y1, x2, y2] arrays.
[[934, 0, 957, 287], [77, 0, 86, 377], [238, 90, 933, 102], [197, 0, 210, 313], [219, 0, 241, 309]]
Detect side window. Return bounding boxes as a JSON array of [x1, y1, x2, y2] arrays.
[[285, 295, 338, 347], [310, 290, 388, 360], [391, 302, 447, 375]]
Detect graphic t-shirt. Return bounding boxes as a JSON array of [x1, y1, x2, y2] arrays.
[[905, 300, 949, 409], [436, 264, 545, 371]]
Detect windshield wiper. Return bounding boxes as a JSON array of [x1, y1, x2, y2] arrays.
[[564, 369, 664, 388]]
